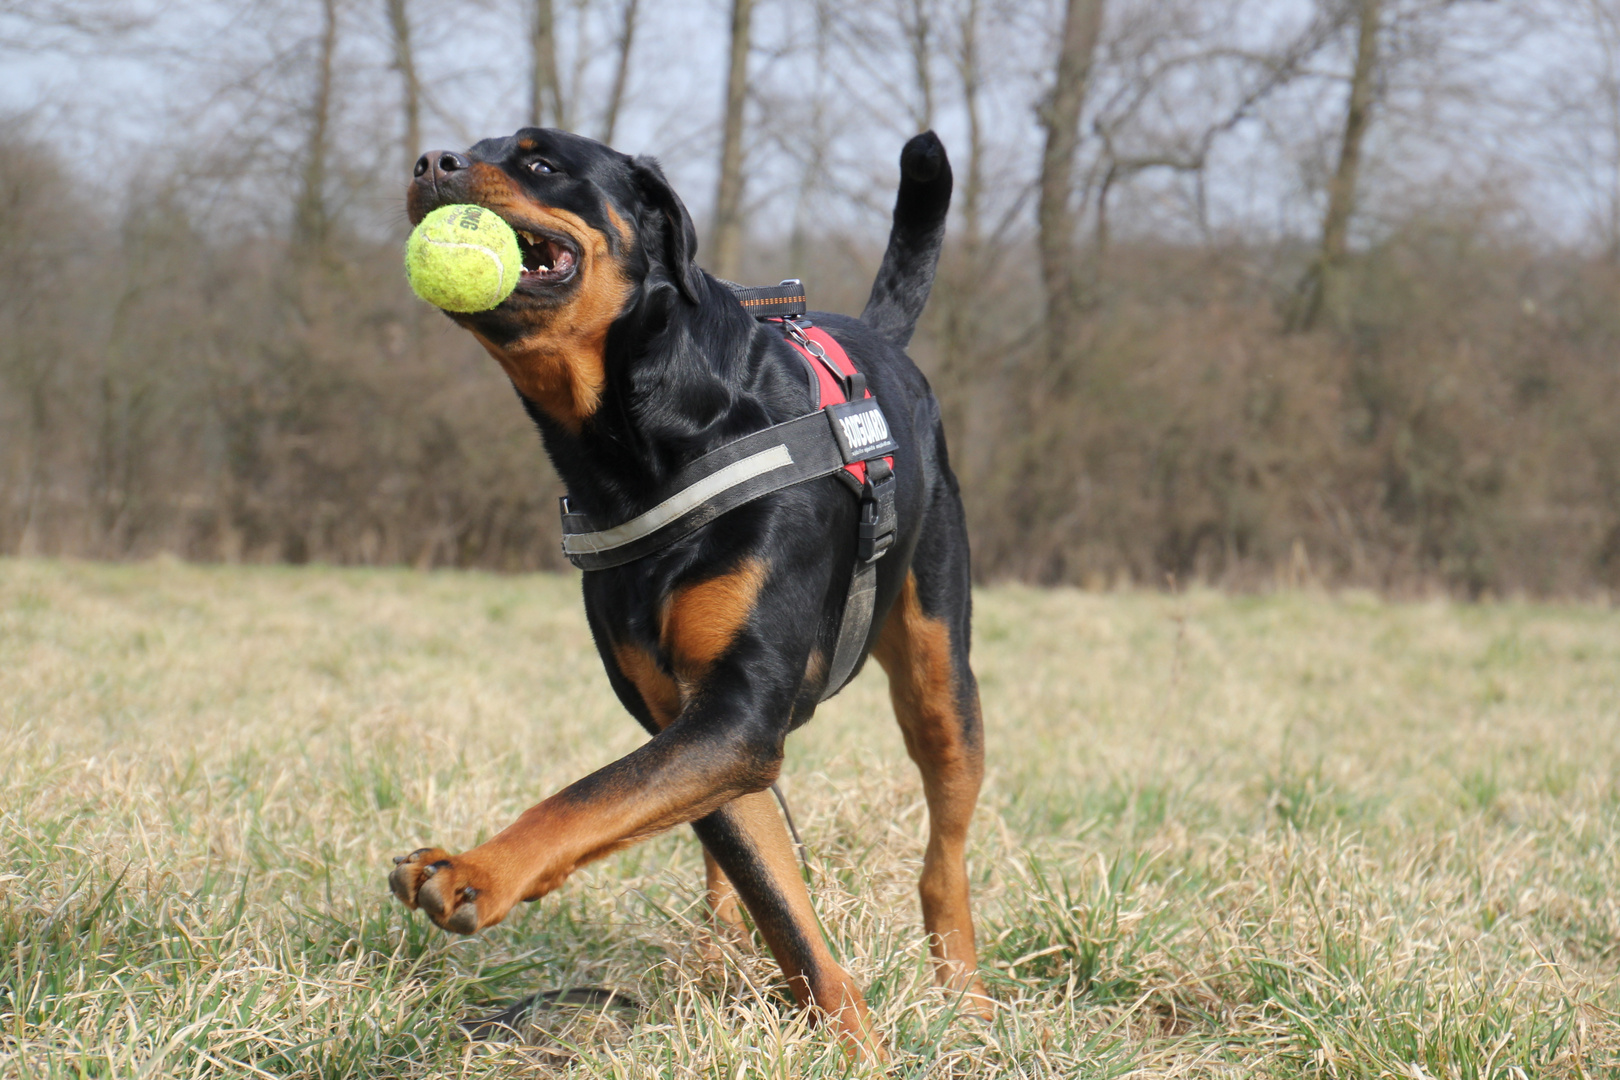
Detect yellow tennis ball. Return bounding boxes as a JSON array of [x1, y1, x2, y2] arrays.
[[405, 204, 522, 313]]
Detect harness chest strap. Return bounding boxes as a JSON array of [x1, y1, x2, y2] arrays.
[[559, 406, 870, 568]]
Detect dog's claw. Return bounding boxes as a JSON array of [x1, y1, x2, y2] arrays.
[[388, 847, 495, 935]]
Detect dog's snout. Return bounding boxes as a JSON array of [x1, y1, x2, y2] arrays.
[[405, 149, 478, 225], [413, 150, 470, 181]]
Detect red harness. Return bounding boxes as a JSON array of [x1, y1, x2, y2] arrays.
[[777, 321, 895, 486]]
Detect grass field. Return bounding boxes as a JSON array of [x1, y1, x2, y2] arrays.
[[1, 558, 1617, 1078]]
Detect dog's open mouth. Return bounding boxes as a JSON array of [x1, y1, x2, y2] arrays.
[[514, 228, 578, 286]]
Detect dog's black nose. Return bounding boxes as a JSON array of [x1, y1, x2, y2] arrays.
[[414, 150, 470, 179]]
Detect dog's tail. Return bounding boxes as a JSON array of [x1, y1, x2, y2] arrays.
[[859, 132, 952, 349]]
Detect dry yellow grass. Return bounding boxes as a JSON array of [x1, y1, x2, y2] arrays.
[[1, 557, 1616, 1077]]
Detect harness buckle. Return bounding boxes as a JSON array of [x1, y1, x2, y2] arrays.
[[857, 463, 897, 563]]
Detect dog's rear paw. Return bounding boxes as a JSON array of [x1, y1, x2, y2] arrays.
[[388, 847, 489, 934]]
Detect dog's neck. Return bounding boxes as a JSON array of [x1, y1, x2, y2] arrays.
[[521, 272, 809, 528]]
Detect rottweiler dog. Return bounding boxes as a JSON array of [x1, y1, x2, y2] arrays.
[[388, 127, 987, 1056]]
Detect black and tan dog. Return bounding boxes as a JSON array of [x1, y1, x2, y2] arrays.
[[388, 127, 986, 1055]]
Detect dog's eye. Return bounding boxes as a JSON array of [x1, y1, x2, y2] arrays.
[[529, 159, 556, 175]]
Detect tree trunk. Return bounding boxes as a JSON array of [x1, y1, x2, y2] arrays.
[[939, 0, 983, 440], [1036, 0, 1105, 371], [15, 350, 47, 556], [788, 0, 833, 280], [957, 0, 983, 263], [1289, 0, 1381, 332], [528, 0, 566, 129], [711, 0, 754, 280], [903, 0, 935, 131], [293, 0, 339, 259], [599, 0, 639, 145], [385, 0, 420, 173]]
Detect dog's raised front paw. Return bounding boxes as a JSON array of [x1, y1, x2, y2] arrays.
[[388, 846, 496, 934]]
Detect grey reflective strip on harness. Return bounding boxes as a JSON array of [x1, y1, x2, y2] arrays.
[[560, 410, 851, 572], [563, 446, 793, 559]]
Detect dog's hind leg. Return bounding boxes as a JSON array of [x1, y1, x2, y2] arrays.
[[872, 551, 991, 1015], [702, 849, 746, 934], [692, 791, 883, 1059]]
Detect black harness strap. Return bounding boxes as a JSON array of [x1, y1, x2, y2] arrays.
[[560, 409, 850, 571]]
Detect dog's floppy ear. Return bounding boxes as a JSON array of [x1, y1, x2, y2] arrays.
[[631, 156, 701, 305]]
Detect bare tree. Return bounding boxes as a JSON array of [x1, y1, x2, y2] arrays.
[[1087, 6, 1338, 267], [0, 0, 151, 47], [1532, 0, 1620, 261], [822, 0, 944, 133], [0, 136, 75, 555], [1036, 0, 1106, 370], [901, 0, 937, 130], [599, 0, 640, 144], [1289, 0, 1382, 332], [528, 0, 568, 129], [936, 0, 986, 437], [293, 0, 340, 258], [385, 0, 421, 171], [784, 0, 837, 279], [711, 0, 755, 280], [950, 0, 984, 257]]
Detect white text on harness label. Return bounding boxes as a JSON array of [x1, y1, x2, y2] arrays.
[[839, 409, 890, 451]]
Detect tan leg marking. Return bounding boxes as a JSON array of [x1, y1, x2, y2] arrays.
[[703, 849, 746, 934], [872, 572, 992, 1015], [649, 561, 768, 941], [720, 790, 884, 1061], [661, 558, 768, 682], [614, 642, 680, 730], [616, 642, 747, 938]]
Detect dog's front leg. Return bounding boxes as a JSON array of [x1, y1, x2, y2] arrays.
[[389, 709, 783, 933]]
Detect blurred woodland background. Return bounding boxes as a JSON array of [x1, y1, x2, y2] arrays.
[[2, 0, 1620, 597]]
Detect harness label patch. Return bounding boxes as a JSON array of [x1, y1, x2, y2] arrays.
[[826, 398, 899, 464]]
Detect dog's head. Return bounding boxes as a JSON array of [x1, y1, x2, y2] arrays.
[[407, 128, 701, 429]]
